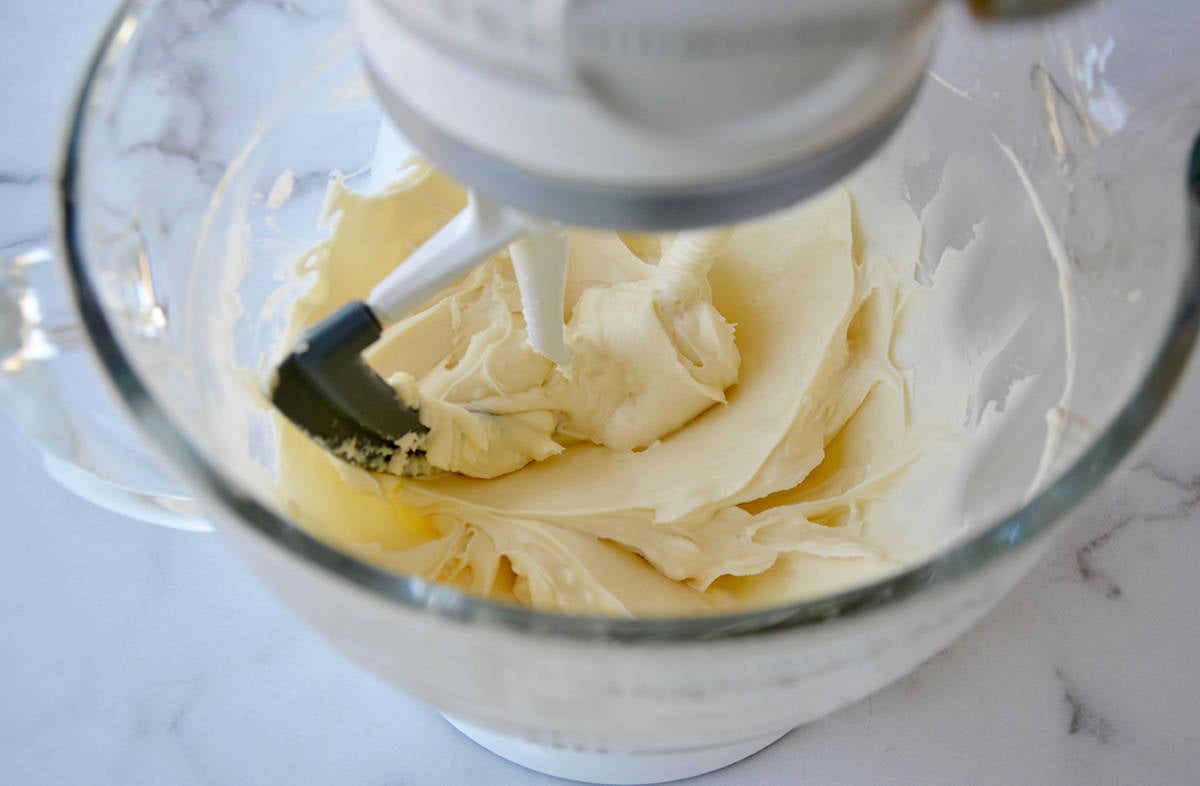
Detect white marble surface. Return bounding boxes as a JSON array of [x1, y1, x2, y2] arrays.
[[3, 1, 1200, 784]]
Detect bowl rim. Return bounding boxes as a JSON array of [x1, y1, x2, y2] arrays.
[[55, 0, 1200, 643]]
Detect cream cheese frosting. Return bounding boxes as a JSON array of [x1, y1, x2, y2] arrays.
[[383, 226, 740, 479], [274, 163, 961, 616]]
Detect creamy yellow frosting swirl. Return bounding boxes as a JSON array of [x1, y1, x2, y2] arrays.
[[275, 164, 948, 616]]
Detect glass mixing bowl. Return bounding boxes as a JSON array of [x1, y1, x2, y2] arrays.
[[1, 0, 1197, 782]]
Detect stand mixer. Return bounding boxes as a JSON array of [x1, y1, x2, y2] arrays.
[[271, 0, 1087, 472], [3, 1, 1197, 783]]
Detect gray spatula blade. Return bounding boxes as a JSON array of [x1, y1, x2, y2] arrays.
[[270, 301, 427, 474]]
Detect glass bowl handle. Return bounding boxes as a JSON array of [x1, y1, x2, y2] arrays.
[[0, 243, 210, 532]]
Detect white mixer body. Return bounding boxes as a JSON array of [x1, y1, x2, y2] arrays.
[[351, 0, 942, 227]]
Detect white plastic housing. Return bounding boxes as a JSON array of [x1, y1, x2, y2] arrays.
[[351, 0, 940, 189]]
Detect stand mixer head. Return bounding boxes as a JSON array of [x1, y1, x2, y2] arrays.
[[353, 0, 1085, 229], [354, 0, 939, 231], [270, 0, 1088, 473]]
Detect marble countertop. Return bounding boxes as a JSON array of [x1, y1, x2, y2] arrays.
[[2, 2, 1199, 784]]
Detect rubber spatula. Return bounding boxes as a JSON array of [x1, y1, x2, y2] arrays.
[[270, 191, 569, 475]]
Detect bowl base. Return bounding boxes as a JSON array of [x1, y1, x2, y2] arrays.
[[443, 715, 790, 784]]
